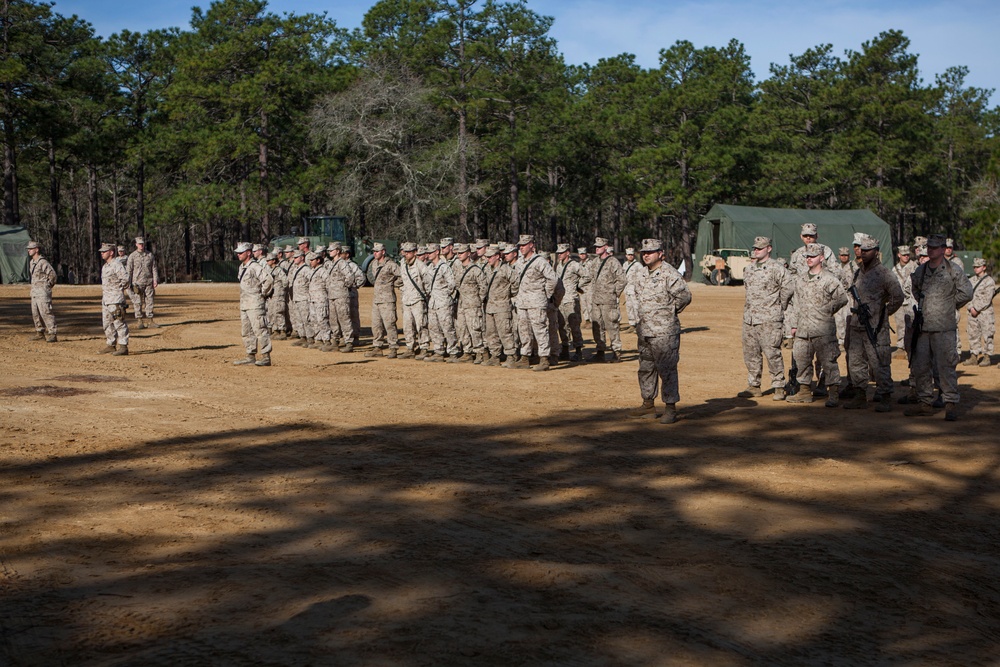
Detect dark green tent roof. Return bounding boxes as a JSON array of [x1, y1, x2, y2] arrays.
[[0, 225, 31, 284], [695, 205, 893, 267]]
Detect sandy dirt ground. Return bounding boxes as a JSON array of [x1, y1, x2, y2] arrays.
[[2, 281, 999, 666]]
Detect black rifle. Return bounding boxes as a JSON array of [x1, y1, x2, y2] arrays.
[[849, 284, 879, 347], [908, 304, 923, 368], [785, 353, 799, 394]]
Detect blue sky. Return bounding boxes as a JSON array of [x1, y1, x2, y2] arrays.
[[52, 0, 1000, 103]]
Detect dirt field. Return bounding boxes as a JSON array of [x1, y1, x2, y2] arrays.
[[2, 282, 999, 666]]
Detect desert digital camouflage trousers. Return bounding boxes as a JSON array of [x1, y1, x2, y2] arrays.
[[241, 308, 272, 355], [518, 307, 551, 357], [557, 299, 584, 349], [742, 321, 785, 389], [371, 302, 398, 349], [484, 310, 516, 357], [307, 299, 331, 342], [967, 309, 995, 356], [290, 301, 308, 338], [846, 325, 893, 396], [31, 295, 56, 334], [912, 330, 959, 404], [455, 306, 485, 353], [102, 302, 129, 346], [792, 334, 841, 389], [329, 297, 353, 344], [428, 305, 458, 355], [591, 303, 622, 352], [267, 292, 288, 332], [130, 283, 154, 318], [637, 333, 680, 405], [401, 302, 426, 351]]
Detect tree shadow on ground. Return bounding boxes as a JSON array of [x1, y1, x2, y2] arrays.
[[2, 397, 1000, 666]]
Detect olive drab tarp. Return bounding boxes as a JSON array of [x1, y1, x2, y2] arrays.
[[0, 225, 31, 284], [695, 205, 893, 269]]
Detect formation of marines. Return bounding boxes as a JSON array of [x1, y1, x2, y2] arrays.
[[21, 223, 996, 424]]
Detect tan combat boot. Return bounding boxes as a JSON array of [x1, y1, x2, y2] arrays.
[[842, 390, 867, 409], [824, 386, 841, 408], [31, 331, 45, 341], [45, 334, 57, 343], [979, 355, 991, 367], [772, 386, 786, 401], [255, 353, 271, 367], [628, 399, 656, 418], [874, 393, 892, 413], [737, 385, 762, 398], [962, 355, 978, 366], [903, 402, 936, 417], [659, 403, 679, 424], [786, 386, 814, 403], [386, 348, 398, 359], [112, 344, 128, 356], [532, 357, 550, 372], [233, 354, 256, 366], [146, 318, 160, 328], [98, 344, 116, 354], [365, 348, 384, 357], [944, 402, 958, 421]]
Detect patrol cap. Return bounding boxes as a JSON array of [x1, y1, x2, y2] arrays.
[[475, 239, 489, 249], [556, 243, 571, 253], [252, 243, 265, 252], [838, 247, 850, 255], [454, 242, 470, 253], [135, 236, 145, 245], [314, 244, 324, 253], [293, 249, 305, 258], [400, 241, 417, 252], [913, 236, 927, 247], [803, 243, 824, 257], [425, 242, 439, 253], [800, 223, 817, 236], [973, 257, 986, 268], [752, 236, 772, 249], [915, 245, 928, 257], [897, 245, 911, 255], [116, 245, 126, 253], [99, 242, 117, 253], [594, 237, 609, 248], [625, 247, 635, 255], [577, 247, 587, 254], [927, 234, 947, 248], [439, 237, 454, 247], [859, 235, 879, 251], [341, 245, 352, 254], [853, 232, 865, 245], [26, 240, 40, 250], [503, 243, 519, 255], [266, 251, 278, 261], [946, 237, 955, 248], [284, 245, 294, 253], [517, 234, 534, 246], [416, 244, 427, 255], [233, 241, 252, 254], [640, 238, 662, 252], [484, 247, 499, 258], [329, 241, 342, 251], [296, 236, 310, 245], [372, 242, 385, 252], [306, 251, 320, 261]]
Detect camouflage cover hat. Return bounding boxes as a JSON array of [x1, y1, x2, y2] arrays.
[[853, 232, 865, 245], [314, 244, 324, 253], [416, 244, 427, 254], [927, 234, 947, 248], [859, 235, 879, 251], [556, 243, 571, 253], [234, 241, 252, 254], [341, 245, 352, 254], [99, 242, 116, 253], [517, 234, 534, 246], [800, 223, 818, 236], [329, 241, 342, 251], [439, 237, 454, 246], [503, 243, 518, 255], [594, 237, 609, 248], [897, 245, 911, 255], [292, 249, 305, 258], [915, 245, 928, 257], [252, 243, 265, 252], [973, 257, 986, 268], [306, 251, 320, 261], [913, 236, 927, 247], [946, 237, 954, 248], [625, 247, 635, 255], [372, 242, 385, 252], [474, 239, 489, 249], [803, 243, 824, 257], [135, 236, 145, 245], [284, 245, 294, 253], [577, 247, 587, 254], [752, 236, 772, 249], [296, 236, 310, 245], [640, 238, 662, 252], [454, 242, 470, 253], [838, 247, 850, 255], [116, 245, 126, 252], [484, 247, 499, 258], [425, 242, 439, 253], [266, 251, 278, 261], [26, 240, 40, 250], [400, 241, 417, 252]]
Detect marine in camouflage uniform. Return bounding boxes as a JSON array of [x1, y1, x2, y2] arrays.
[[265, 252, 289, 339], [424, 243, 459, 361], [126, 236, 160, 328], [451, 243, 488, 363], [287, 251, 311, 345], [622, 248, 641, 330], [232, 242, 274, 366], [27, 241, 58, 342], [482, 246, 518, 366], [833, 247, 854, 345], [738, 236, 793, 400], [340, 247, 365, 346], [964, 258, 995, 367], [905, 235, 974, 420], [306, 252, 333, 350], [326, 243, 355, 352], [578, 248, 592, 324], [555, 243, 590, 361], [785, 223, 835, 345], [398, 242, 428, 358], [99, 243, 130, 355], [627, 239, 692, 424], [843, 235, 905, 411], [365, 242, 403, 357], [588, 237, 626, 362], [513, 235, 558, 371], [786, 243, 848, 405], [892, 245, 916, 351]]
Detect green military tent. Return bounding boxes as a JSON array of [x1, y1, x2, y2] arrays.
[[695, 204, 893, 268], [0, 225, 31, 284]]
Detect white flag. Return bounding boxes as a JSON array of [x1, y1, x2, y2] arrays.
[[677, 258, 686, 275]]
